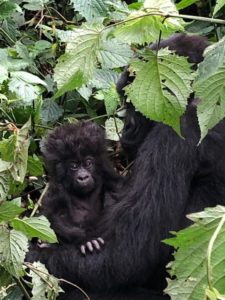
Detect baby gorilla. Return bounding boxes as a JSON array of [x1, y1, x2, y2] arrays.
[[40, 121, 119, 254]]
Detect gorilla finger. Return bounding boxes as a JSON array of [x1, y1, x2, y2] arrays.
[[80, 245, 86, 255], [86, 241, 94, 252], [97, 237, 104, 245], [92, 240, 101, 250]]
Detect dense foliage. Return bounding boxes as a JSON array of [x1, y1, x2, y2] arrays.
[[1, 0, 225, 299]]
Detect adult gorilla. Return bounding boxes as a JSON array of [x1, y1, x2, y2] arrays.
[[27, 35, 225, 300]]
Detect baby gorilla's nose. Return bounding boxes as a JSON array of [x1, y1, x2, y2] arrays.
[[77, 172, 90, 185]]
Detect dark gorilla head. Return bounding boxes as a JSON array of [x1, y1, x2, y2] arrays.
[[41, 121, 109, 195]]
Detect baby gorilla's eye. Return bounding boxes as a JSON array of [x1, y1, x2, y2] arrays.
[[85, 159, 93, 167], [69, 161, 79, 170]]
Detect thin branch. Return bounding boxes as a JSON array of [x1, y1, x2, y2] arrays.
[[30, 183, 49, 217], [48, 7, 75, 24], [103, 11, 225, 33], [121, 160, 134, 175], [14, 278, 31, 300]]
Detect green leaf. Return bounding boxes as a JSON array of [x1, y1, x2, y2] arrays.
[[54, 28, 101, 98], [0, 201, 25, 222], [101, 85, 119, 116], [9, 71, 47, 103], [126, 49, 193, 135], [0, 1, 17, 20], [0, 160, 11, 200], [114, 1, 183, 45], [0, 227, 28, 277], [11, 216, 58, 243], [164, 206, 225, 300], [41, 99, 63, 124], [213, 0, 225, 15], [91, 69, 120, 89], [98, 39, 133, 68], [0, 65, 8, 83], [9, 119, 31, 182], [193, 37, 225, 141], [0, 49, 29, 72], [1, 286, 23, 300], [0, 135, 17, 162], [30, 262, 63, 300], [105, 117, 123, 141], [23, 0, 50, 11], [27, 155, 44, 177], [70, 0, 108, 21], [176, 0, 199, 10]]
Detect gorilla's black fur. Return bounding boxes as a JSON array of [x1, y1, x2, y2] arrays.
[[40, 121, 120, 248], [27, 34, 225, 300]]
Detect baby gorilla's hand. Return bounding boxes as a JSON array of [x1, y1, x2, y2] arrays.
[[80, 237, 104, 255]]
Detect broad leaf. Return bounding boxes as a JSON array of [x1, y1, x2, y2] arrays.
[[0, 65, 8, 83], [114, 0, 183, 45], [91, 69, 120, 89], [41, 98, 63, 124], [126, 49, 193, 134], [54, 28, 101, 98], [176, 0, 199, 10], [96, 85, 119, 116], [0, 1, 17, 20], [164, 206, 225, 300], [30, 262, 63, 300], [9, 71, 47, 103], [105, 117, 123, 141], [0, 201, 25, 222], [70, 0, 108, 21], [98, 39, 133, 68], [193, 37, 225, 141], [0, 135, 17, 162], [0, 160, 11, 200], [27, 155, 44, 177], [12, 216, 58, 243], [0, 228, 28, 277], [213, 0, 225, 15], [9, 119, 31, 182], [0, 286, 23, 300], [23, 0, 50, 11]]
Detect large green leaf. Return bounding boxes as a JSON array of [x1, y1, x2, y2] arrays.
[[0, 201, 25, 222], [91, 69, 120, 89], [0, 65, 8, 83], [105, 117, 123, 141], [9, 71, 47, 103], [0, 1, 17, 20], [0, 160, 11, 200], [213, 0, 225, 15], [126, 49, 193, 134], [193, 37, 225, 141], [0, 135, 17, 162], [98, 39, 133, 68], [12, 216, 58, 243], [9, 119, 31, 182], [114, 0, 183, 45], [41, 99, 63, 124], [0, 228, 28, 277], [176, 0, 199, 10], [54, 28, 101, 98], [27, 155, 44, 177], [164, 206, 225, 300], [70, 0, 108, 21]]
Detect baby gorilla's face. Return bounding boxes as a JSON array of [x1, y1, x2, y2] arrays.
[[67, 156, 96, 194]]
